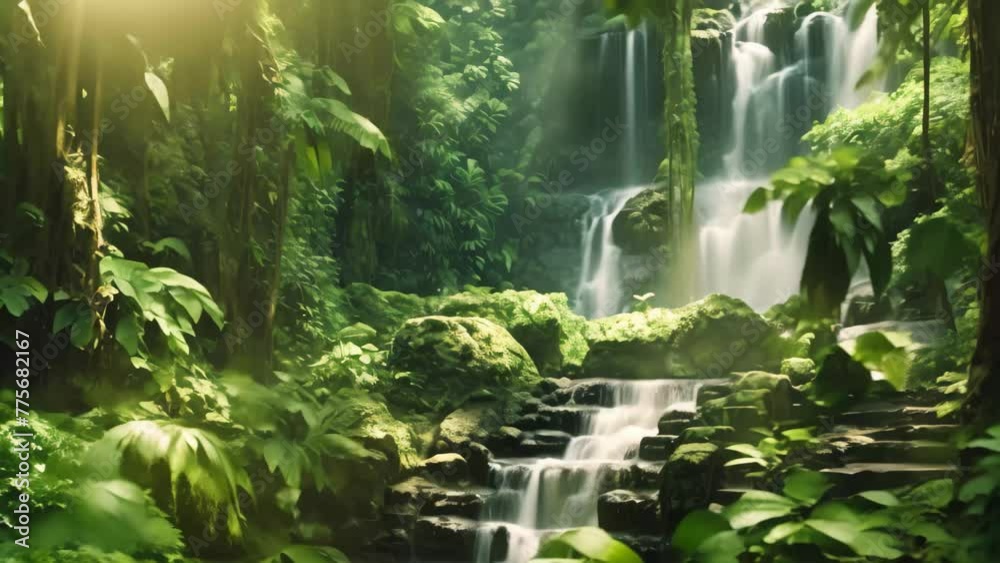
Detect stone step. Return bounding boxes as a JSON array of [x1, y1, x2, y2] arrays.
[[515, 430, 573, 457], [842, 440, 958, 465], [413, 516, 506, 562], [860, 424, 960, 443], [420, 490, 489, 519], [598, 490, 660, 534], [513, 405, 600, 435], [835, 403, 953, 427], [821, 463, 958, 495], [639, 435, 679, 461]]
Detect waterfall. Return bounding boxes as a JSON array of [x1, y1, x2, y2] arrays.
[[473, 380, 704, 563], [572, 23, 652, 319], [693, 0, 882, 311], [574, 187, 647, 319]]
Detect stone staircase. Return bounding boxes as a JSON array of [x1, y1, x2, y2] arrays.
[[370, 379, 962, 563]]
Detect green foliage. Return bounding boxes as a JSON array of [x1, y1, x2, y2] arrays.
[[809, 347, 873, 408], [0, 254, 47, 317], [90, 420, 252, 541], [531, 527, 642, 563], [674, 470, 955, 562], [37, 480, 183, 553], [955, 425, 1000, 561], [93, 255, 224, 365]]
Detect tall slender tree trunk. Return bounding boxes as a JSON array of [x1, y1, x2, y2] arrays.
[[965, 0, 1000, 427]]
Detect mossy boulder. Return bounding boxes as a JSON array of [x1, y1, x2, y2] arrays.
[[436, 399, 522, 450], [582, 294, 790, 379], [344, 392, 425, 471], [436, 290, 588, 376], [612, 189, 671, 255], [389, 316, 542, 414], [344, 283, 432, 344], [781, 357, 817, 385]]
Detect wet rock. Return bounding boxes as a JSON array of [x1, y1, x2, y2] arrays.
[[612, 188, 671, 255], [660, 444, 723, 532], [420, 453, 469, 484], [658, 415, 694, 436], [516, 430, 573, 456], [639, 435, 679, 461], [466, 442, 493, 485], [422, 491, 487, 519], [413, 516, 505, 562], [370, 527, 411, 561], [598, 490, 661, 534], [539, 377, 573, 395], [554, 380, 615, 406], [612, 532, 668, 563]]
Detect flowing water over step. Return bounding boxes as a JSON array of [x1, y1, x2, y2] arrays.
[[472, 379, 703, 563]]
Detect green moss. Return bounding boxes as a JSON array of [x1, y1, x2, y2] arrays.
[[668, 443, 719, 466], [343, 283, 432, 345], [612, 189, 671, 255], [678, 426, 735, 444], [343, 392, 424, 471], [781, 358, 817, 385], [583, 294, 791, 379], [692, 8, 735, 33], [388, 316, 541, 414], [436, 289, 588, 375], [733, 371, 792, 392]]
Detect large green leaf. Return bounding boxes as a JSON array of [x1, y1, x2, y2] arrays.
[[535, 527, 642, 563], [783, 470, 832, 505], [672, 510, 731, 555], [723, 491, 799, 530], [318, 98, 392, 159], [906, 216, 979, 280], [145, 71, 171, 122]]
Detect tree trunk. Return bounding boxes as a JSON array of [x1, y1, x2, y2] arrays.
[[965, 0, 1000, 427]]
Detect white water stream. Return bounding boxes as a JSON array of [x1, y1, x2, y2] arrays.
[[693, 0, 882, 311], [473, 380, 703, 563]]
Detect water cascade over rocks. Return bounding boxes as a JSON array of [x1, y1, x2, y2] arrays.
[[472, 380, 704, 563], [573, 23, 655, 318], [694, 0, 882, 311]]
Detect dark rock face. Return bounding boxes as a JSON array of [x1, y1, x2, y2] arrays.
[[413, 517, 507, 562], [660, 444, 723, 533], [612, 189, 671, 256], [466, 442, 493, 485], [422, 491, 487, 519], [598, 490, 661, 534], [639, 435, 679, 461], [516, 430, 573, 457]]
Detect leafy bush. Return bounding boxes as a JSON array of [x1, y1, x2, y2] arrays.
[[530, 527, 642, 563]]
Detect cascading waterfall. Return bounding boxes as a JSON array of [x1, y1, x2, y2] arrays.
[[574, 187, 646, 319], [573, 24, 652, 319], [473, 380, 704, 563], [694, 0, 881, 311]]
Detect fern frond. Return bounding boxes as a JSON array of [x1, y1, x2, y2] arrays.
[[95, 420, 252, 540]]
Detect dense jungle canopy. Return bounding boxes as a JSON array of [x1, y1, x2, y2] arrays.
[[1, 1, 999, 563]]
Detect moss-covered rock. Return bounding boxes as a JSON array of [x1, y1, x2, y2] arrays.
[[611, 189, 671, 255], [436, 399, 522, 450], [582, 294, 790, 379], [660, 443, 723, 531], [389, 317, 542, 414], [344, 392, 425, 471], [343, 283, 432, 344], [436, 290, 588, 375], [781, 357, 817, 385]]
